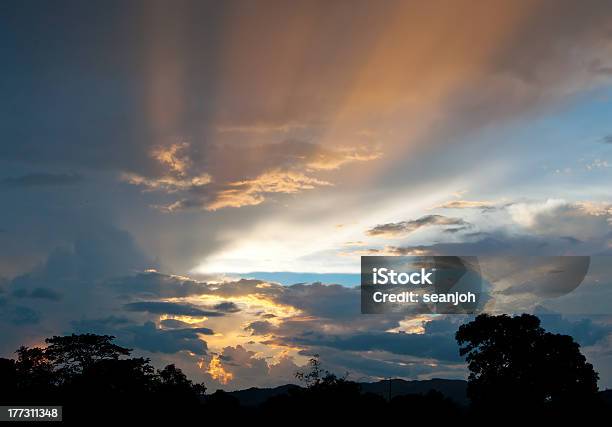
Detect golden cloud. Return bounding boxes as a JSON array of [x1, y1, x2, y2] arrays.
[[205, 355, 234, 384], [152, 142, 192, 176], [206, 170, 332, 210], [121, 172, 211, 192], [125, 139, 380, 211], [434, 200, 496, 210]]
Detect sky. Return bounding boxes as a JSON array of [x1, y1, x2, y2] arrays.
[[1, 0, 612, 391]]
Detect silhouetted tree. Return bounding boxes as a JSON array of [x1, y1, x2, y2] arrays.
[[0, 358, 17, 402], [44, 334, 130, 380], [1, 334, 211, 421], [295, 354, 352, 391], [14, 346, 56, 392], [456, 313, 599, 410], [2, 327, 608, 422], [74, 357, 156, 394], [156, 364, 206, 404], [295, 354, 325, 387], [279, 354, 362, 418]]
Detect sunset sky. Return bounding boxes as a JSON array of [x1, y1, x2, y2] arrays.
[[2, 0, 612, 391]]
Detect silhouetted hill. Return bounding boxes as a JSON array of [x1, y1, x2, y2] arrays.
[[360, 378, 468, 405], [225, 378, 469, 406], [225, 384, 300, 406]]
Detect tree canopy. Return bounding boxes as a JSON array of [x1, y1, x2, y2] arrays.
[[456, 313, 599, 408]]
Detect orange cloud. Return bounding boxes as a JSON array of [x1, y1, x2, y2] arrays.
[[126, 139, 380, 211], [206, 170, 331, 210], [152, 142, 192, 176], [121, 172, 211, 192], [206, 355, 234, 384]]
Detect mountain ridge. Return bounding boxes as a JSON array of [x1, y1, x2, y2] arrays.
[[224, 378, 469, 406]]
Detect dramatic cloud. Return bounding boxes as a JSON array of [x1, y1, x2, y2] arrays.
[[129, 140, 380, 211], [72, 317, 212, 355], [367, 215, 470, 237], [0, 223, 152, 354], [244, 320, 276, 336], [3, 0, 612, 391], [535, 308, 611, 347], [204, 344, 300, 389], [508, 200, 612, 238], [357, 199, 612, 257], [124, 301, 226, 317], [355, 233, 611, 259], [212, 301, 240, 313], [199, 170, 332, 211], [106, 271, 210, 299], [277, 330, 462, 363]]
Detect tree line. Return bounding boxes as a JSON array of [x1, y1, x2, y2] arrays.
[[1, 314, 610, 422]]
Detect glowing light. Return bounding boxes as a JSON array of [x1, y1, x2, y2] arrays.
[[386, 315, 438, 334], [206, 355, 234, 384], [159, 314, 208, 325]]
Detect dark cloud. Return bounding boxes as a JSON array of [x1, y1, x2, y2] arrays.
[[366, 215, 469, 237], [128, 321, 211, 355], [0, 298, 40, 325], [561, 236, 582, 245], [534, 307, 611, 347], [361, 201, 609, 258], [307, 347, 462, 381], [276, 329, 462, 363], [279, 282, 361, 320], [443, 226, 471, 234], [497, 257, 591, 298], [1, 173, 82, 188], [11, 287, 62, 301], [0, 224, 152, 342], [0, 223, 151, 353], [72, 318, 211, 355], [106, 271, 210, 299], [70, 315, 132, 331], [366, 232, 611, 257], [244, 320, 276, 336], [9, 224, 151, 288], [124, 301, 225, 317], [213, 301, 241, 313], [106, 273, 284, 302]]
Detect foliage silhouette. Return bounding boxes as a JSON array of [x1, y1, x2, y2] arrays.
[[44, 334, 130, 379], [456, 313, 600, 416], [0, 334, 206, 421], [0, 317, 610, 422]]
